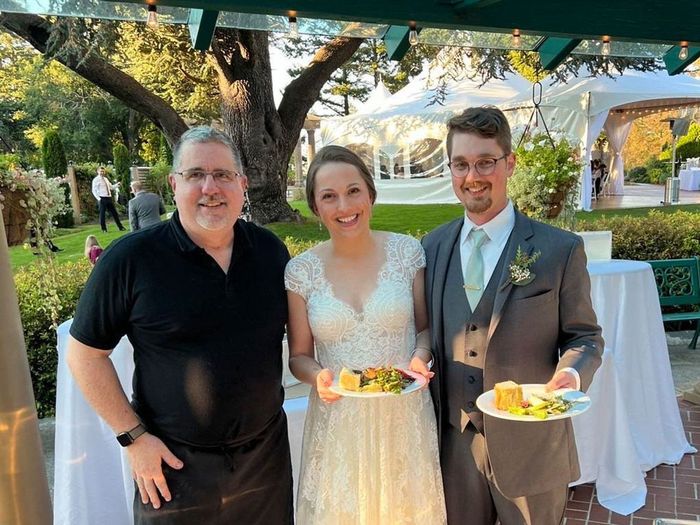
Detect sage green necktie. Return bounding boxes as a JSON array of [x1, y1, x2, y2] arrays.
[[464, 228, 489, 310]]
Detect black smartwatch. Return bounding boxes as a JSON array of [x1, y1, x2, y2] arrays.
[[116, 423, 147, 447]]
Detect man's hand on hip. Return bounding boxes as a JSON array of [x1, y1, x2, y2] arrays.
[[127, 433, 183, 509]]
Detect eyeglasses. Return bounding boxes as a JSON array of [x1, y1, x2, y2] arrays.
[[174, 169, 241, 184], [447, 154, 508, 178]]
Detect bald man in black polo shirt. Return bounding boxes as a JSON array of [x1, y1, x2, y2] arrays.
[[67, 127, 293, 524]]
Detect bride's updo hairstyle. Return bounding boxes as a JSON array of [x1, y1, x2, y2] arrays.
[[305, 145, 377, 215]]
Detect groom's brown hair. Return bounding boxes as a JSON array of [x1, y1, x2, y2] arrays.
[[446, 106, 512, 159]]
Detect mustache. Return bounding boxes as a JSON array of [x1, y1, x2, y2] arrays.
[[198, 197, 227, 205]]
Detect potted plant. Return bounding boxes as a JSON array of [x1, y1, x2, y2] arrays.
[[507, 133, 582, 220]]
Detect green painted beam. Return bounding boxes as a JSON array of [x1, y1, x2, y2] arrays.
[[454, 0, 505, 11], [188, 8, 219, 50], [534, 36, 581, 71], [664, 45, 700, 75], [383, 25, 412, 61]]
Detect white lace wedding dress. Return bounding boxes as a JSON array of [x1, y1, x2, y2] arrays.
[[285, 233, 446, 525]]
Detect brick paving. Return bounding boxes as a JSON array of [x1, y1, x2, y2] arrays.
[[564, 399, 700, 525]]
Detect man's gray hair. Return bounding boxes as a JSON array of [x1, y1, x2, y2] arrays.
[[172, 126, 243, 173], [131, 180, 143, 193]]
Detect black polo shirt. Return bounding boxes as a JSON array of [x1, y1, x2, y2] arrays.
[[70, 211, 290, 446]]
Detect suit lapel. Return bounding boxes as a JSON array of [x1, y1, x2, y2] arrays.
[[488, 211, 535, 341], [431, 218, 463, 343]]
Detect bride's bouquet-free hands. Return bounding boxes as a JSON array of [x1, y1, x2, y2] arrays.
[[316, 368, 341, 404], [409, 348, 434, 390]]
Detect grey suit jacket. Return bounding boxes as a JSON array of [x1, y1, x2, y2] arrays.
[[128, 192, 166, 231], [423, 210, 603, 498]]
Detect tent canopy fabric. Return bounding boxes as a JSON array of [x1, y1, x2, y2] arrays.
[[504, 69, 700, 210]]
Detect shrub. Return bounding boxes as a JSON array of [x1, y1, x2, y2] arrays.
[[644, 158, 672, 184], [626, 166, 648, 183], [42, 131, 67, 180], [159, 134, 173, 166], [577, 210, 700, 261], [14, 259, 92, 418], [147, 162, 173, 205]]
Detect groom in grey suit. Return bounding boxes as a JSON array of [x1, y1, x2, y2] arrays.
[[423, 107, 603, 525]]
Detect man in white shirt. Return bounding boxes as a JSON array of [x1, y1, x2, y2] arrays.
[[92, 166, 125, 232], [422, 106, 603, 525]]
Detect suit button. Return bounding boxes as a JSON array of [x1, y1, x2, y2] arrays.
[[469, 324, 478, 331], [468, 375, 476, 384], [467, 401, 475, 408], [468, 350, 478, 358]]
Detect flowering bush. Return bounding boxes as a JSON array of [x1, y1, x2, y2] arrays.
[[508, 133, 582, 220], [0, 167, 70, 245]]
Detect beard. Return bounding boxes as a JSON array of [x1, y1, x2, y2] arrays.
[[465, 196, 492, 214]]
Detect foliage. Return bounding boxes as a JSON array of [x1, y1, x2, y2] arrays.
[[674, 122, 700, 161], [113, 142, 130, 202], [147, 162, 173, 204], [41, 130, 67, 179], [508, 133, 582, 220], [158, 133, 173, 165], [577, 210, 700, 261], [627, 165, 648, 182], [0, 167, 70, 241], [14, 259, 92, 417], [645, 157, 672, 184]]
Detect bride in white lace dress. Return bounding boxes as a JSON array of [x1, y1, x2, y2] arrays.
[[285, 146, 446, 525]]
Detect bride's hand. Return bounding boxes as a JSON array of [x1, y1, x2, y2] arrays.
[[316, 369, 341, 403], [409, 355, 435, 389]]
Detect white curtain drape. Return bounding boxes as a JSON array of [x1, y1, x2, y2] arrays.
[[580, 109, 610, 211], [604, 113, 634, 195]]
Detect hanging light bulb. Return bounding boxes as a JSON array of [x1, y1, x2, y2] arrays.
[[679, 41, 689, 60], [146, 4, 158, 29], [511, 29, 521, 48], [288, 16, 299, 39], [601, 35, 611, 56], [408, 22, 419, 46]]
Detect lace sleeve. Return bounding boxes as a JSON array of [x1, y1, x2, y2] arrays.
[[395, 234, 426, 279], [284, 255, 312, 301]]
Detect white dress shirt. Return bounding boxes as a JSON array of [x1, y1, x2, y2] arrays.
[[92, 175, 115, 201], [458, 200, 580, 390]]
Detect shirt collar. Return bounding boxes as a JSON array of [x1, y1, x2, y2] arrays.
[[169, 210, 251, 254], [461, 200, 515, 246]]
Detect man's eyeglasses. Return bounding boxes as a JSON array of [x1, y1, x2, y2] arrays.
[[447, 154, 508, 178], [174, 169, 241, 184]]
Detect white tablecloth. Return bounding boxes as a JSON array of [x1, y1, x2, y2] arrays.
[[679, 168, 700, 191], [54, 260, 696, 521], [572, 260, 696, 515]]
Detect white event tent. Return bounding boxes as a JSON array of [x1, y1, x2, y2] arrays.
[[504, 69, 700, 210], [321, 71, 531, 203]]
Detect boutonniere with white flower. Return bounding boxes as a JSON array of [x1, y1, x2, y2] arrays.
[[508, 246, 541, 286]]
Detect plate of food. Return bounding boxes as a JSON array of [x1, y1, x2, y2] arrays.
[[329, 366, 427, 398], [476, 381, 591, 422]]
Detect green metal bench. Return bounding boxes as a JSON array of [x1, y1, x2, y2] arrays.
[[647, 257, 700, 349]]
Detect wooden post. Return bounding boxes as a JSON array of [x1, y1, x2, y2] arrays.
[[66, 164, 81, 225], [0, 212, 52, 525]]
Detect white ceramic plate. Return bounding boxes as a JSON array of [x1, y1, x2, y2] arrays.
[[476, 384, 591, 422], [329, 369, 427, 398]]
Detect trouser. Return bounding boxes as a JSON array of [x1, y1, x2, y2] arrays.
[[441, 423, 568, 525], [134, 411, 294, 525], [99, 196, 124, 231]]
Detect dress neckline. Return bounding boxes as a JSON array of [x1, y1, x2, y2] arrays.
[[309, 233, 393, 317]]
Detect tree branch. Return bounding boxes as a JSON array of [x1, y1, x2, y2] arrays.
[[0, 12, 188, 144]]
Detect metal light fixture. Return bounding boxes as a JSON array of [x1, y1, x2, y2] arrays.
[[408, 22, 419, 46], [601, 35, 611, 56], [679, 41, 689, 60], [511, 28, 521, 48], [146, 4, 158, 29], [288, 16, 299, 39]]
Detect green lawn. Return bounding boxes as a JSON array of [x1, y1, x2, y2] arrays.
[[9, 201, 700, 271]]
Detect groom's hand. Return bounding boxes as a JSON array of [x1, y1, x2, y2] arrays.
[[127, 433, 183, 510], [316, 368, 341, 403]]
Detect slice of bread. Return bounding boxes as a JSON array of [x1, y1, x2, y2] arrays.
[[338, 367, 361, 391], [494, 380, 523, 410]]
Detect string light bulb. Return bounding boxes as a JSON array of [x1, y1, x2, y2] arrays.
[[601, 35, 611, 56], [679, 41, 689, 60], [288, 16, 298, 39], [511, 28, 521, 48], [146, 4, 158, 29], [408, 22, 418, 46]]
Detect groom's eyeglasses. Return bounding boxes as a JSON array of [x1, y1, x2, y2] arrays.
[[448, 154, 508, 178], [174, 169, 242, 184]]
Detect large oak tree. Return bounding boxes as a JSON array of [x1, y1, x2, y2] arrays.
[[1, 13, 361, 223]]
